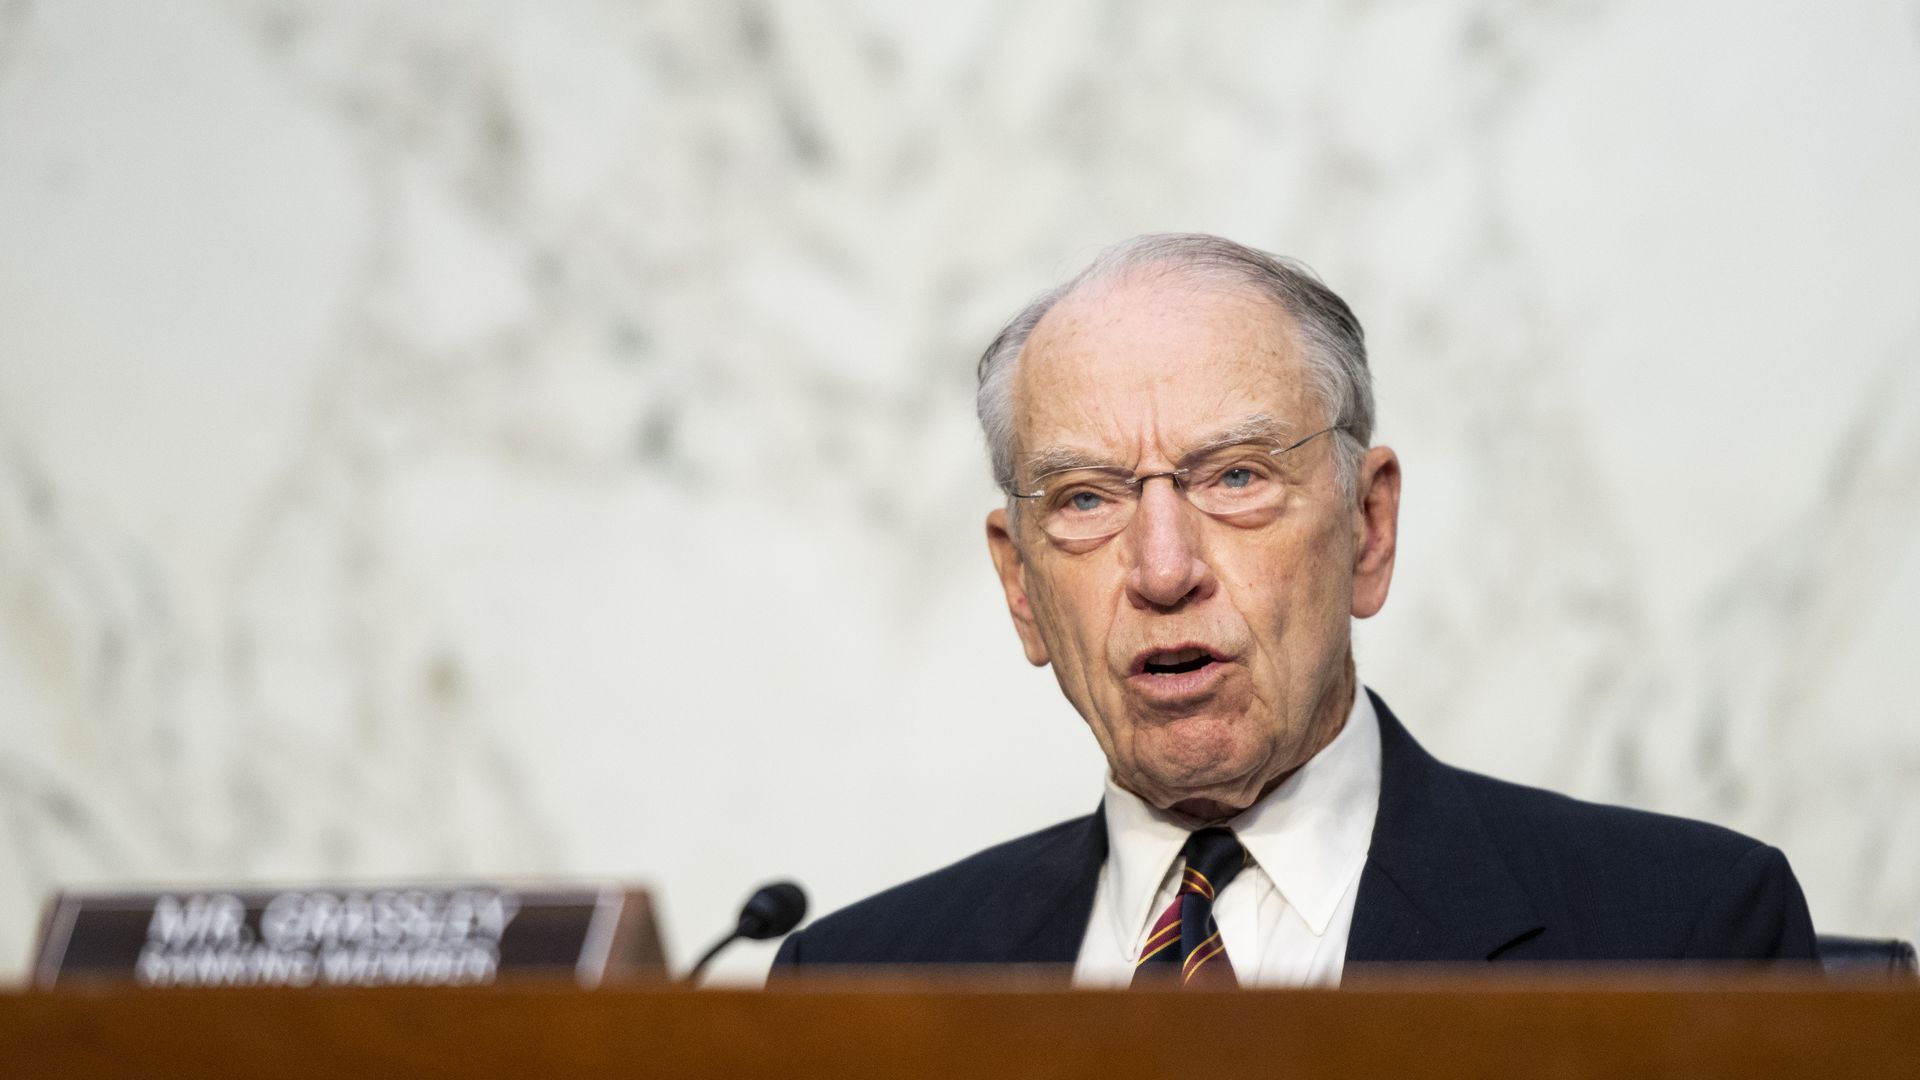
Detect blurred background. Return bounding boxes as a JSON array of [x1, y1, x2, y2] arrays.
[[1, 0, 1917, 984]]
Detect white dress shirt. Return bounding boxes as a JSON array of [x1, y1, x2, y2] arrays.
[[1072, 681, 1382, 987]]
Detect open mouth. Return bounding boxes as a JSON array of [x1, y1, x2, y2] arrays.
[[1141, 647, 1218, 676]]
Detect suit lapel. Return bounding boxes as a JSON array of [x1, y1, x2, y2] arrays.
[[988, 809, 1109, 964], [1347, 692, 1544, 963]]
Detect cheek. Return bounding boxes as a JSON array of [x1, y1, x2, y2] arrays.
[[1026, 566, 1107, 667], [1226, 534, 1351, 653]]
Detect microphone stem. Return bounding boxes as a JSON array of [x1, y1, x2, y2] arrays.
[[686, 931, 740, 985]]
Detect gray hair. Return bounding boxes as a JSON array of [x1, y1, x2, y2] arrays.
[[975, 233, 1375, 504]]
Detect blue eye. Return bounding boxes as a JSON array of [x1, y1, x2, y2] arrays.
[[1221, 467, 1255, 489], [1069, 491, 1106, 512]]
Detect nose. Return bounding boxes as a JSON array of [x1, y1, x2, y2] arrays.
[[1122, 475, 1218, 610]]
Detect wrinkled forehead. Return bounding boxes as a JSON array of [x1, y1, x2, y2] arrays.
[[1010, 275, 1315, 466]]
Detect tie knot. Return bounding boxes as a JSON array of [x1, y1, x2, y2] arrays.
[[1178, 827, 1245, 900]]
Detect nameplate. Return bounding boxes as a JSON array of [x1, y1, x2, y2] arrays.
[[33, 884, 664, 989]]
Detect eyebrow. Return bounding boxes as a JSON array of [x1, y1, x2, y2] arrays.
[[1018, 413, 1296, 480]]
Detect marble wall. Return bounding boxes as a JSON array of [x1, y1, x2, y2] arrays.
[[1, 0, 1916, 983]]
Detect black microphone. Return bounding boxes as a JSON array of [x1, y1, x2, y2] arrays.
[[686, 881, 808, 984]]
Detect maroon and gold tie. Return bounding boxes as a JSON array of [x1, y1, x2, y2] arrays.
[[1134, 827, 1248, 987]]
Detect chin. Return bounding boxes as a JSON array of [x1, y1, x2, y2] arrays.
[[1130, 732, 1268, 807]]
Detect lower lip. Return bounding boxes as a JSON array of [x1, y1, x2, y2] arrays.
[[1127, 661, 1230, 703]]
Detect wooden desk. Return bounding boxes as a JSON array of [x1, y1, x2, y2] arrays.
[[3, 971, 1914, 1079]]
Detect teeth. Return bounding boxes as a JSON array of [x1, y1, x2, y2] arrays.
[[1142, 647, 1214, 674]]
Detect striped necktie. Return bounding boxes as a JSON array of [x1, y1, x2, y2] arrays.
[[1134, 827, 1247, 987]]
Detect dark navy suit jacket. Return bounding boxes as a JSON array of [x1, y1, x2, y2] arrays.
[[774, 692, 1817, 967]]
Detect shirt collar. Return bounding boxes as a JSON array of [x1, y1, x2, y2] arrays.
[[1099, 679, 1382, 942]]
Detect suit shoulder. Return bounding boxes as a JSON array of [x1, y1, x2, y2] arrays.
[[823, 814, 1094, 923], [776, 814, 1098, 965], [1448, 764, 1781, 907], [1447, 764, 1813, 958], [1454, 764, 1769, 859]]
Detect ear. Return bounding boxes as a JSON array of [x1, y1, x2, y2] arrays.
[[1350, 446, 1401, 619], [986, 508, 1051, 666]]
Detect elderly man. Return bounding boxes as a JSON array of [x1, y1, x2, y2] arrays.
[[774, 234, 1816, 984]]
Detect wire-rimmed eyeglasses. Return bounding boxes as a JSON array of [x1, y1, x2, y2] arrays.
[[1008, 426, 1346, 542]]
